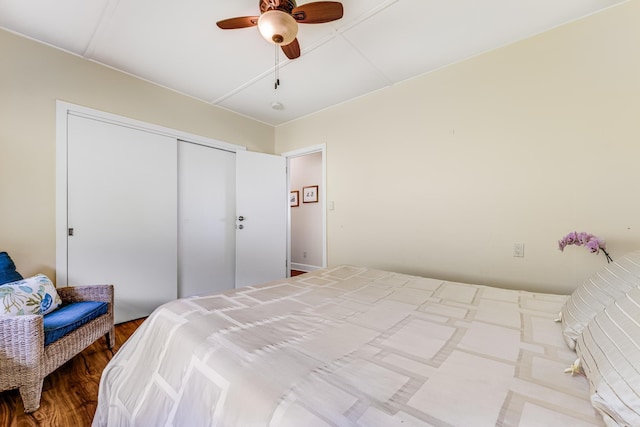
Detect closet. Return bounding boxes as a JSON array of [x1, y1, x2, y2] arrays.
[[58, 103, 284, 324], [67, 115, 179, 323], [178, 140, 236, 297]]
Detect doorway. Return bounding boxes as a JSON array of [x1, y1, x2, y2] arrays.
[[284, 145, 327, 275]]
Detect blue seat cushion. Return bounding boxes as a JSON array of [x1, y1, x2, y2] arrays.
[[0, 252, 23, 285], [43, 301, 108, 346]]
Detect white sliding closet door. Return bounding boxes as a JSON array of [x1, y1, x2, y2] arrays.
[[178, 141, 236, 297], [67, 115, 177, 324]]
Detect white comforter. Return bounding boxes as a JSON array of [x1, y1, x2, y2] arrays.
[[93, 266, 603, 426]]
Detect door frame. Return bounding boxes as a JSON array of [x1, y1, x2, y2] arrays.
[[282, 144, 327, 275], [55, 100, 246, 286]]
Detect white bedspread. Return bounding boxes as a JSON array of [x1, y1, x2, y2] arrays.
[[93, 266, 604, 426]]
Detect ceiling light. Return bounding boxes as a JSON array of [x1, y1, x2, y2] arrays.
[[271, 101, 284, 110], [258, 10, 298, 45]]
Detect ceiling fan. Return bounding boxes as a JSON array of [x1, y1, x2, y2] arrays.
[[216, 0, 344, 60]]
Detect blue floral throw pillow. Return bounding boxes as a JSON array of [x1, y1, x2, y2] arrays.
[[0, 274, 62, 316]]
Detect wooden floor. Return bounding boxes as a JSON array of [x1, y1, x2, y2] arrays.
[[0, 318, 145, 427]]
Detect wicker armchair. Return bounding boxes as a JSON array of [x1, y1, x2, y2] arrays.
[[0, 284, 114, 413]]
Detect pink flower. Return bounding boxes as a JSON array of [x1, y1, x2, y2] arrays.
[[565, 231, 578, 244], [585, 240, 600, 253], [558, 231, 579, 251], [558, 231, 611, 262]]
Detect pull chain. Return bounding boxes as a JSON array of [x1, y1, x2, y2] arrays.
[[274, 44, 280, 90]]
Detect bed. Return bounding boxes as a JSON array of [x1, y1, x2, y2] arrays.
[[93, 261, 640, 426]]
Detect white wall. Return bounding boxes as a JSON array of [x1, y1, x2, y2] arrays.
[[0, 28, 274, 280], [275, 1, 640, 294], [290, 152, 323, 270]]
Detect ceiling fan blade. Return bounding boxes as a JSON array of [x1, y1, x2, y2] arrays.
[[292, 1, 343, 24], [216, 16, 259, 29], [281, 38, 301, 60]]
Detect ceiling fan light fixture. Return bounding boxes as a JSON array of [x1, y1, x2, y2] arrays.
[[258, 10, 298, 45]]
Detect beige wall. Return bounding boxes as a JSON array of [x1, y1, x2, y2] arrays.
[[275, 1, 640, 294], [3, 2, 638, 294], [0, 29, 274, 280], [290, 152, 323, 269]]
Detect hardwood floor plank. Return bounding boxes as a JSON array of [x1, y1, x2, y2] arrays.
[[0, 318, 145, 427]]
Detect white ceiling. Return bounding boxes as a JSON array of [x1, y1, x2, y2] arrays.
[[0, 0, 626, 126]]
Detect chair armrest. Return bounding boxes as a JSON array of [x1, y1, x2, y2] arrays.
[[57, 285, 113, 304], [57, 285, 114, 315], [0, 315, 44, 369]]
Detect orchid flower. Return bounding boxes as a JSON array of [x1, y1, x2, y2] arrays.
[[558, 231, 612, 263]]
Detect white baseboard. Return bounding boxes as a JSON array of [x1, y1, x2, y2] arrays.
[[291, 263, 322, 272]]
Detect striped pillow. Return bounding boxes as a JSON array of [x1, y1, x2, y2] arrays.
[[575, 287, 640, 426], [561, 250, 640, 349]]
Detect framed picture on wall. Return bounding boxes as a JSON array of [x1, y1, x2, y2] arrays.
[[303, 185, 318, 203], [290, 190, 299, 207]]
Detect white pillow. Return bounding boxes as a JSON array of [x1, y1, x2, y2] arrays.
[[561, 250, 640, 349], [576, 286, 640, 426], [0, 274, 62, 316]]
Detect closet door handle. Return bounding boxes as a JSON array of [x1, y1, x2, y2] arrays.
[[237, 216, 245, 221]]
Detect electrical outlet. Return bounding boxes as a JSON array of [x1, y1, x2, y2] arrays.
[[513, 243, 524, 258], [303, 251, 307, 258]]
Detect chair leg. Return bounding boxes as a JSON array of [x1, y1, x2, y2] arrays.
[[19, 379, 44, 413], [106, 327, 115, 350]]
